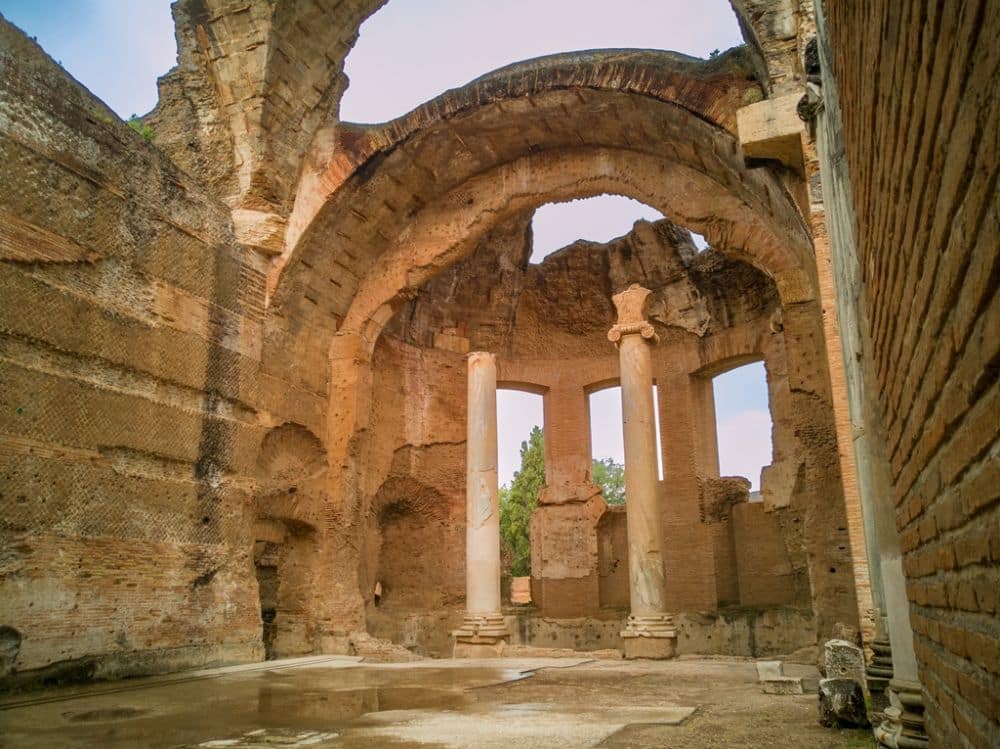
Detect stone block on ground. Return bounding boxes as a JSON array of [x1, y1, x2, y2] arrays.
[[818, 678, 870, 728], [756, 659, 804, 694], [756, 660, 784, 680], [824, 639, 865, 683], [762, 676, 805, 695], [348, 631, 423, 662]]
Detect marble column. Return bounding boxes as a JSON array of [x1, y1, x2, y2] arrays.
[[453, 351, 509, 657], [608, 285, 677, 659]]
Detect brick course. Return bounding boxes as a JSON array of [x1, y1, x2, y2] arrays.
[[826, 1, 999, 745]]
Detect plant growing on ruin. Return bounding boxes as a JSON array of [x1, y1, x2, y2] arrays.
[[128, 115, 155, 142]]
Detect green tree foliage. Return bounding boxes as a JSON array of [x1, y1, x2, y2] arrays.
[[499, 425, 545, 576], [592, 457, 626, 505]]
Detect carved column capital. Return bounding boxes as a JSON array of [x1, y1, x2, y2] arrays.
[[608, 284, 659, 345]]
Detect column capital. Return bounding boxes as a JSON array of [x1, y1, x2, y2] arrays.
[[608, 284, 659, 345], [467, 350, 496, 365]]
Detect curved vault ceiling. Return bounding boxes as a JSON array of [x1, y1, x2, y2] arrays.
[[270, 49, 814, 347], [153, 2, 813, 347]]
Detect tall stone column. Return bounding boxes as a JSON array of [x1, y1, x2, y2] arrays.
[[608, 285, 677, 659], [453, 351, 509, 657]]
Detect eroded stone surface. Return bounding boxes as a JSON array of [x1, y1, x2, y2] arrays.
[[818, 678, 869, 728], [4, 9, 973, 749]]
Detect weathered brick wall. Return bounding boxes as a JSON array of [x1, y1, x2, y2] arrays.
[[826, 2, 999, 746], [732, 502, 798, 607], [0, 23, 268, 687]]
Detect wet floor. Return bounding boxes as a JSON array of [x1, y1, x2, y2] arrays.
[[0, 655, 872, 749], [5, 657, 686, 748]]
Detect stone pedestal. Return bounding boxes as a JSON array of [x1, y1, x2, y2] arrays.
[[453, 352, 509, 656], [453, 613, 509, 657], [825, 638, 866, 684], [621, 614, 678, 659], [866, 636, 894, 713], [609, 285, 676, 659], [819, 678, 870, 728], [874, 679, 929, 748]]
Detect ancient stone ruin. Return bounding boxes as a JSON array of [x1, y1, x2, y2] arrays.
[[0, 1, 996, 748]]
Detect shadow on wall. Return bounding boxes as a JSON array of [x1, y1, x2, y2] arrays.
[[362, 476, 466, 656], [363, 477, 454, 612], [253, 423, 327, 659], [597, 507, 630, 611]]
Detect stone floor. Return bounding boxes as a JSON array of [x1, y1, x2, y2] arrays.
[[0, 655, 872, 748]]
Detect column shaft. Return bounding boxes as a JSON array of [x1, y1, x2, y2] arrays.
[[609, 285, 677, 659], [466, 351, 500, 614], [619, 334, 667, 616], [453, 351, 509, 656]]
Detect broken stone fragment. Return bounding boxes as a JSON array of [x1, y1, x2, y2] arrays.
[[818, 678, 870, 728], [824, 638, 866, 684], [756, 660, 804, 694]]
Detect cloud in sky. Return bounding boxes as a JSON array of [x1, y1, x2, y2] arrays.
[[1, 0, 743, 123], [712, 362, 772, 490], [715, 408, 772, 490], [497, 390, 544, 487]]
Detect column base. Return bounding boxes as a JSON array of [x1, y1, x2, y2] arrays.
[[452, 612, 510, 658], [866, 637, 894, 714], [620, 614, 677, 660], [874, 679, 929, 748]]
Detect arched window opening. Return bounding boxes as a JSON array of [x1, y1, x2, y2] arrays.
[[530, 196, 664, 264], [588, 383, 664, 497], [711, 361, 772, 495], [341, 1, 745, 123], [497, 389, 545, 590]]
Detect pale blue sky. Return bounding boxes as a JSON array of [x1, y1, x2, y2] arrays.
[[340, 0, 743, 123], [1, 0, 771, 489]]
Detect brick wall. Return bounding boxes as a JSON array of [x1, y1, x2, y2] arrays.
[[732, 502, 798, 608], [825, 2, 999, 746], [0, 22, 267, 687]]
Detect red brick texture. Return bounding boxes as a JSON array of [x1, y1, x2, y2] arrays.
[[826, 2, 999, 746]]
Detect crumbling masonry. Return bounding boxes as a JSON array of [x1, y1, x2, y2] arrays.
[[0, 2, 996, 747]]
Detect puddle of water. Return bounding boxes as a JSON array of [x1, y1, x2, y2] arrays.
[[1, 665, 520, 749], [62, 706, 149, 722]]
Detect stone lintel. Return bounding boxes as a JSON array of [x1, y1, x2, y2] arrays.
[[736, 93, 806, 173], [537, 481, 603, 505]]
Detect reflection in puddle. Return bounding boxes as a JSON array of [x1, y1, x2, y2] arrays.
[[253, 685, 462, 722], [3, 664, 526, 749]]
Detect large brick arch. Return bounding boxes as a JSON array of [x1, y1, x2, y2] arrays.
[[270, 49, 815, 353], [154, 2, 788, 218], [153, 1, 785, 250]]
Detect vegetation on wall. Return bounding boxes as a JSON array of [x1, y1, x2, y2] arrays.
[[128, 115, 155, 141], [500, 426, 626, 576]]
